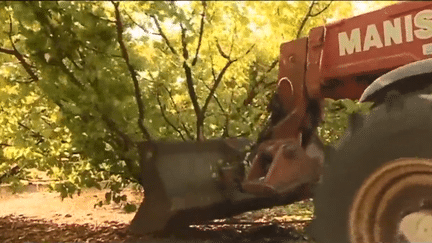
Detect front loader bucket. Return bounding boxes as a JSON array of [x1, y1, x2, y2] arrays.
[[129, 139, 313, 235]]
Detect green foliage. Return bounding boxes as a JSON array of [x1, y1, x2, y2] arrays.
[[0, 0, 375, 207], [319, 99, 373, 145]]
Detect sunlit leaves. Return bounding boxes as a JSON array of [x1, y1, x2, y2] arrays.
[[0, 1, 385, 205], [318, 99, 373, 145]]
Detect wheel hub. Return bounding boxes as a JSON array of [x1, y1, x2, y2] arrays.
[[399, 210, 432, 242], [349, 158, 432, 243]]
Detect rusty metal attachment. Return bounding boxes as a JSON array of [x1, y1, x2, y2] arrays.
[[242, 136, 323, 196], [239, 35, 324, 198], [128, 138, 313, 235]]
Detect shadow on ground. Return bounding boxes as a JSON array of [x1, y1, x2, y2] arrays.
[[0, 214, 313, 243]]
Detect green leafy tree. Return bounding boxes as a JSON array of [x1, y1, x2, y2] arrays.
[[0, 1, 375, 210]]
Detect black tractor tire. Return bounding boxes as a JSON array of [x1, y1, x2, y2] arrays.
[[309, 93, 432, 243]]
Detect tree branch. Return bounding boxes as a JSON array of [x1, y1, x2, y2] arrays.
[[125, 11, 161, 36], [215, 39, 230, 59], [66, 56, 83, 71], [202, 81, 225, 113], [113, 1, 152, 141], [0, 47, 15, 55], [296, 1, 332, 39], [161, 85, 194, 140], [4, 17, 39, 83], [7, 77, 33, 84], [57, 61, 85, 90], [183, 62, 202, 118], [202, 43, 255, 115], [296, 1, 316, 39], [243, 58, 279, 106], [147, 72, 193, 140], [24, 8, 87, 89], [176, 18, 203, 140], [201, 60, 233, 116], [177, 20, 202, 123], [209, 54, 217, 81], [184, 60, 205, 141], [192, 1, 207, 66], [310, 1, 332, 17], [151, 15, 178, 55], [228, 25, 237, 58], [180, 123, 194, 140], [180, 23, 189, 60], [17, 121, 44, 145], [101, 114, 134, 151], [83, 44, 123, 58], [231, 44, 255, 62], [156, 93, 186, 141], [100, 113, 141, 181], [161, 85, 181, 112], [267, 58, 280, 73]]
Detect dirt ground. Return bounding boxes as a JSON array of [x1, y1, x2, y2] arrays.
[[0, 185, 313, 243], [0, 186, 142, 225]]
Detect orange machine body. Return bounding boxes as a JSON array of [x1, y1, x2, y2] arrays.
[[243, 1, 432, 196]]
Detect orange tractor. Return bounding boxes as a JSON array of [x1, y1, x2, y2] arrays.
[[131, 2, 432, 242]]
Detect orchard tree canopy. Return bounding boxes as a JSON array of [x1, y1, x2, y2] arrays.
[[0, 1, 392, 207]]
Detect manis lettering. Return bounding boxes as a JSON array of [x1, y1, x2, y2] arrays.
[[338, 9, 432, 56]]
